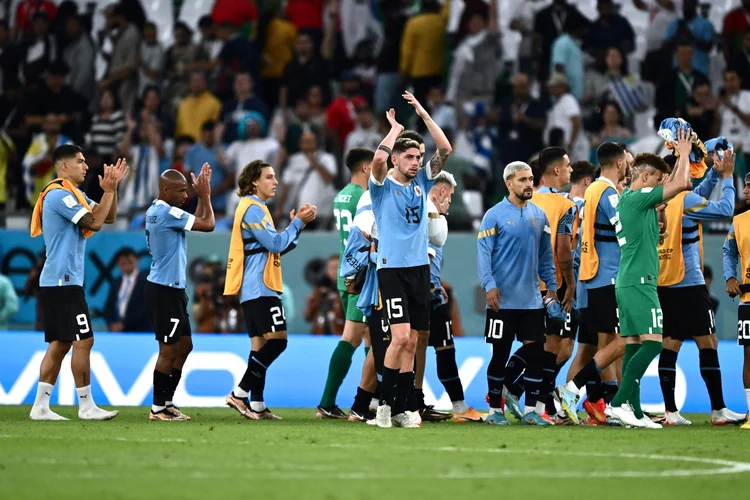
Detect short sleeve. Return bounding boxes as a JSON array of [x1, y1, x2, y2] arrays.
[[47, 189, 89, 224], [418, 164, 437, 188], [599, 187, 619, 221], [558, 206, 576, 235], [162, 205, 195, 231], [633, 185, 665, 210]]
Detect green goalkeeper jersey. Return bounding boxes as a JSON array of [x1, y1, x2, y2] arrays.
[[614, 184, 665, 288], [334, 183, 365, 292]]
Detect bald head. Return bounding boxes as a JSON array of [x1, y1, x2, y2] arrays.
[[159, 169, 188, 207]]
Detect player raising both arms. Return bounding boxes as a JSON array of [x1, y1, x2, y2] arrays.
[[478, 162, 558, 426], [608, 128, 693, 429], [657, 150, 745, 426], [372, 91, 452, 428], [722, 172, 750, 429], [225, 160, 317, 420], [317, 147, 378, 420], [145, 165, 215, 421], [29, 145, 127, 421]]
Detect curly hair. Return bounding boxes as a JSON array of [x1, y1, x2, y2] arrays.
[[237, 160, 271, 196]]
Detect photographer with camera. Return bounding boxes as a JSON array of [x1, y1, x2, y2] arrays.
[[304, 255, 345, 335]]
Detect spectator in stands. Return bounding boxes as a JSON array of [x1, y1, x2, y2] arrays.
[[585, 0, 636, 58], [277, 130, 337, 229], [12, 0, 57, 42], [164, 21, 200, 110], [584, 46, 643, 130], [497, 72, 546, 167], [194, 16, 222, 91], [22, 113, 69, 204], [285, 0, 324, 46], [117, 110, 166, 215], [101, 4, 140, 115], [344, 102, 380, 159], [664, 0, 714, 77], [24, 62, 84, 140], [655, 40, 708, 126], [374, 0, 412, 113], [679, 76, 719, 140], [220, 71, 269, 144], [533, 0, 588, 84], [349, 40, 378, 105], [326, 72, 364, 153], [276, 98, 323, 168], [18, 12, 56, 86], [306, 85, 328, 129], [446, 0, 501, 108], [545, 72, 588, 162], [0, 272, 19, 330], [175, 71, 221, 143], [62, 14, 94, 111], [719, 68, 750, 164], [0, 131, 15, 218], [279, 32, 331, 113], [192, 255, 226, 334], [637, 0, 681, 84], [550, 17, 587, 101], [137, 21, 164, 99], [729, 30, 750, 91], [215, 21, 260, 101], [590, 101, 633, 153], [185, 121, 233, 217], [224, 111, 279, 214], [103, 248, 149, 333], [169, 136, 195, 174], [399, 0, 448, 105], [723, 0, 750, 60], [0, 21, 19, 94], [258, 8, 297, 112], [304, 255, 345, 335], [211, 0, 258, 29], [423, 86, 457, 142], [87, 87, 127, 163]]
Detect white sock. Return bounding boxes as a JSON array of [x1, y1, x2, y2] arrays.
[[565, 380, 579, 393], [152, 405, 166, 412], [370, 397, 379, 409], [165, 400, 173, 407], [233, 386, 249, 398], [452, 400, 469, 414], [250, 401, 266, 412], [489, 407, 503, 415], [745, 389, 750, 412], [76, 385, 95, 411], [524, 405, 535, 415], [535, 401, 546, 415], [33, 382, 54, 410]]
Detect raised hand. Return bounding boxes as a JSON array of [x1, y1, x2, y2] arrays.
[[675, 126, 693, 158], [402, 90, 429, 119], [385, 108, 404, 133], [714, 150, 736, 178], [191, 162, 212, 199], [431, 193, 450, 214], [98, 163, 118, 192], [296, 204, 317, 224], [110, 158, 129, 184]]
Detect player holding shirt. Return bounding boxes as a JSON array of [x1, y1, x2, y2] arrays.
[[29, 145, 127, 421], [372, 91, 452, 429], [478, 161, 558, 426], [145, 165, 216, 421], [225, 160, 317, 420], [657, 150, 745, 426], [555, 142, 628, 424], [317, 148, 377, 419], [608, 129, 693, 429], [722, 172, 750, 429]]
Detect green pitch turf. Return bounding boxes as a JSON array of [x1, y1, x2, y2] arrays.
[[1, 407, 749, 499]]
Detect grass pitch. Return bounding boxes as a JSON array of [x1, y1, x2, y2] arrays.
[[1, 406, 748, 499]]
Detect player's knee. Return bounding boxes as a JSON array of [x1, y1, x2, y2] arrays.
[[180, 336, 194, 356], [265, 338, 288, 361], [695, 335, 716, 350], [73, 337, 94, 352]]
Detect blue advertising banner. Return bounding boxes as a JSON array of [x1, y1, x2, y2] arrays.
[[1, 332, 746, 413]]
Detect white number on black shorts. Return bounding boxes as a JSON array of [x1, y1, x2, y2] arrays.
[[380, 318, 389, 333], [76, 314, 90, 338], [738, 320, 750, 340], [488, 319, 503, 339], [708, 310, 716, 331], [564, 313, 571, 331], [270, 306, 286, 326], [445, 320, 452, 340], [650, 308, 663, 329], [386, 298, 404, 319], [163, 318, 180, 343]]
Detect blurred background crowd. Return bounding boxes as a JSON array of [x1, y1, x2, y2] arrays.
[[0, 0, 748, 333]]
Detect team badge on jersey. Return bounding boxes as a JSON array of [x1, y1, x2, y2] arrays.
[[415, 186, 422, 196]]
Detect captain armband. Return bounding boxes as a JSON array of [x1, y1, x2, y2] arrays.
[[378, 145, 392, 155]]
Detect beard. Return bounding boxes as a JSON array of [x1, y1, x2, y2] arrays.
[[517, 188, 533, 201]]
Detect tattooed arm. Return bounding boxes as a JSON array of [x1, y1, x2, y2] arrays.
[[402, 91, 452, 177]]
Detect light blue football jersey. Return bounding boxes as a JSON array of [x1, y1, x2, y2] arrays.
[[145, 200, 195, 289]]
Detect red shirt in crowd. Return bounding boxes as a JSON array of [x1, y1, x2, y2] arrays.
[[211, 0, 258, 27], [285, 0, 324, 30], [326, 96, 366, 148], [724, 8, 750, 39], [15, 0, 57, 33]]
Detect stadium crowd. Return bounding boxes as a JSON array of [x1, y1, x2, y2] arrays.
[[1, 0, 750, 231]]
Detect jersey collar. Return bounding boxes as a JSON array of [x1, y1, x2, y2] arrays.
[[596, 176, 617, 191], [537, 186, 558, 194], [154, 199, 169, 207]]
